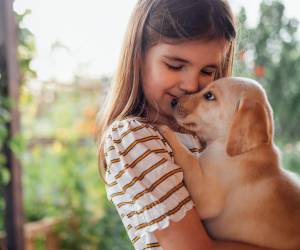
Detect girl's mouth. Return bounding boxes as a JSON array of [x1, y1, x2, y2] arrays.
[[167, 93, 178, 99]]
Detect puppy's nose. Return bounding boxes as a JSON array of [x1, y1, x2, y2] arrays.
[[176, 104, 188, 118], [171, 98, 178, 109]]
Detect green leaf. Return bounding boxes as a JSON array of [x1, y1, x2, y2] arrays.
[[0, 154, 7, 165], [0, 167, 11, 185], [9, 133, 26, 156]]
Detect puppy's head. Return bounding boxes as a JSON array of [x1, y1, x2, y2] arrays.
[[172, 77, 274, 156]]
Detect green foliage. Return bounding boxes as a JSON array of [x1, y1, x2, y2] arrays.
[[0, 96, 11, 232], [95, 200, 133, 250], [0, 97, 24, 231], [16, 9, 36, 81], [21, 83, 118, 248], [235, 0, 300, 142], [0, 98, 11, 176], [280, 143, 300, 175], [56, 198, 132, 250]]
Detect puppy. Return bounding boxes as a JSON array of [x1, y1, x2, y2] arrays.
[[159, 77, 300, 250]]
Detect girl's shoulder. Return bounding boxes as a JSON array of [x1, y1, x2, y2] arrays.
[[103, 116, 168, 152], [106, 116, 160, 138], [104, 116, 203, 154]]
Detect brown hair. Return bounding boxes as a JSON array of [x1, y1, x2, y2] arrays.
[[96, 0, 237, 181]]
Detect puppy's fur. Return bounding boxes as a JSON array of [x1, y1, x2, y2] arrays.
[[160, 77, 300, 249]]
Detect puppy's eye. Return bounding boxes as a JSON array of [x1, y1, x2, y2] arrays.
[[203, 91, 216, 101]]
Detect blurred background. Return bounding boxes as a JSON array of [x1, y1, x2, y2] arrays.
[[0, 0, 300, 249]]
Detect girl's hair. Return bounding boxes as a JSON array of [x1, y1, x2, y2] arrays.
[[96, 0, 237, 181]]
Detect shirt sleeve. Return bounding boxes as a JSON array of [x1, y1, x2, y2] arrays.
[[103, 118, 195, 239]]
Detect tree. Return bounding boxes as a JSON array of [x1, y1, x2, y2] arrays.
[[0, 8, 35, 232]]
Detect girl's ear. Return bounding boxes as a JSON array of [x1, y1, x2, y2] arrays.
[[226, 98, 271, 157]]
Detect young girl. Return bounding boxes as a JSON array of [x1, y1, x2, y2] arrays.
[[97, 1, 275, 249]]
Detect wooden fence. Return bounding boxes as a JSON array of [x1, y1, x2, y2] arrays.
[[0, 217, 61, 250]]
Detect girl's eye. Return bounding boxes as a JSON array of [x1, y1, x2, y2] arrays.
[[166, 63, 183, 71], [203, 91, 216, 101], [201, 69, 217, 76]]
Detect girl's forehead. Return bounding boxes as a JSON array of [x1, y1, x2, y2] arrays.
[[149, 38, 229, 62]]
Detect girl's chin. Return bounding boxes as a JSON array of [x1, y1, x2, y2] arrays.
[[160, 106, 175, 119], [145, 101, 176, 123]]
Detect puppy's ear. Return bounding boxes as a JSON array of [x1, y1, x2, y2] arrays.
[[226, 98, 271, 157]]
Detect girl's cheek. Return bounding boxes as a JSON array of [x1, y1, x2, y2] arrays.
[[155, 66, 178, 88]]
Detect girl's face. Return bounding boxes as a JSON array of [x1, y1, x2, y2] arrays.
[[141, 39, 228, 125]]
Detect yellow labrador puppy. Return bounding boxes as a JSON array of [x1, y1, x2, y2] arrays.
[[159, 77, 300, 250]]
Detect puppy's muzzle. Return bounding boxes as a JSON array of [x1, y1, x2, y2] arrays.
[[171, 98, 188, 118]]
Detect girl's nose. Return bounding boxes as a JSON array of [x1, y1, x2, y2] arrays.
[[180, 75, 209, 94], [179, 77, 199, 94]]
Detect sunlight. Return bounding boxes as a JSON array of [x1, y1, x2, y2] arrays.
[[13, 0, 300, 82]]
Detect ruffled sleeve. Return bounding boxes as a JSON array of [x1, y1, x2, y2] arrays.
[[103, 118, 195, 240]]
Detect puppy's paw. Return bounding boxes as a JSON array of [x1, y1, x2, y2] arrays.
[[157, 125, 182, 151], [157, 125, 175, 139]]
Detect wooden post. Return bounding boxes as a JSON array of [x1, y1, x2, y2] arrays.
[[45, 232, 59, 250], [25, 217, 61, 250], [0, 0, 25, 249]]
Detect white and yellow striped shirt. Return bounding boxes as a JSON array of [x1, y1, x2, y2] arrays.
[[104, 117, 203, 250]]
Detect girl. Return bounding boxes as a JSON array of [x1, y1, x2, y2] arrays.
[[97, 0, 275, 249]]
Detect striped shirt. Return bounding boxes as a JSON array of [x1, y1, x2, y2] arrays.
[[104, 117, 203, 250]]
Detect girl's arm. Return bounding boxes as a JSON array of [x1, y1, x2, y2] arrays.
[[154, 208, 275, 250], [154, 207, 212, 250], [213, 241, 274, 250]]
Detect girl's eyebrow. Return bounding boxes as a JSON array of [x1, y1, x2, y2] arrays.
[[163, 55, 190, 64], [163, 55, 218, 68]]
